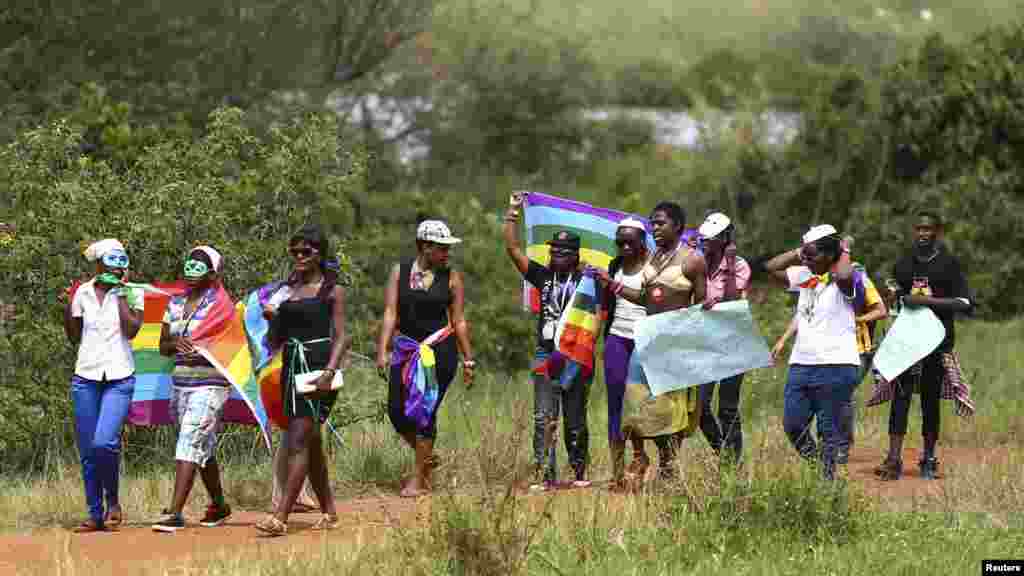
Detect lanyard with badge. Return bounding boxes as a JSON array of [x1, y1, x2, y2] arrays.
[[542, 272, 576, 341]]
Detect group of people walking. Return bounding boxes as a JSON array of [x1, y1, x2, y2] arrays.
[[61, 196, 972, 535]]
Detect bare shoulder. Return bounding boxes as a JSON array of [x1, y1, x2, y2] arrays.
[[448, 269, 465, 285], [684, 250, 707, 274]]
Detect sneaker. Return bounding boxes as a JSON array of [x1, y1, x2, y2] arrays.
[[199, 503, 232, 527], [874, 458, 902, 481], [152, 512, 185, 533], [919, 457, 939, 480]]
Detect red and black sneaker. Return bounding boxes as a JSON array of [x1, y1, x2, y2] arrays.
[[199, 503, 232, 528]]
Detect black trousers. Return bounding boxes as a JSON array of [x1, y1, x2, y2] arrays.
[[699, 373, 745, 460], [888, 352, 943, 438]]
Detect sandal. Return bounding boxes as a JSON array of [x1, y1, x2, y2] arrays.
[[72, 519, 106, 533], [311, 514, 339, 531], [104, 507, 123, 528], [625, 455, 650, 481], [874, 458, 903, 481], [255, 515, 288, 537]]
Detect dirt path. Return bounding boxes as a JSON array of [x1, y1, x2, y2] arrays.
[[0, 446, 1013, 575], [0, 497, 426, 576]]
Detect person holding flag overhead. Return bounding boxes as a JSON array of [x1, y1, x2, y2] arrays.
[[505, 192, 592, 490], [63, 239, 144, 533], [151, 246, 233, 532]]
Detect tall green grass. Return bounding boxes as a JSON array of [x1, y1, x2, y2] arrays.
[[2, 318, 1021, 574]]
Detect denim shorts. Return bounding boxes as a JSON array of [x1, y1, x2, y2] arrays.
[[171, 385, 229, 466]]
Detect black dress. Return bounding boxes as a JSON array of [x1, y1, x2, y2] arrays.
[[278, 296, 337, 423], [387, 260, 458, 438]]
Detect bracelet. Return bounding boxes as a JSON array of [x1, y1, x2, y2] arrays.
[[462, 359, 476, 368]]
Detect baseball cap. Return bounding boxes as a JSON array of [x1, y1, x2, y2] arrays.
[[416, 220, 462, 245], [802, 224, 838, 245], [547, 230, 581, 250], [698, 212, 732, 239]]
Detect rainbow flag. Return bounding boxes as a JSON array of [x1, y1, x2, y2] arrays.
[[521, 192, 696, 313], [553, 272, 600, 374], [243, 282, 289, 430], [129, 282, 271, 450]]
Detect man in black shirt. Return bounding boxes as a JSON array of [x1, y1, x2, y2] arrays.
[[873, 211, 973, 480], [503, 192, 591, 489]]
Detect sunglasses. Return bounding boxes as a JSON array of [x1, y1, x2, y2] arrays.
[[101, 250, 130, 269], [550, 247, 577, 257], [615, 238, 639, 248], [289, 247, 318, 259]]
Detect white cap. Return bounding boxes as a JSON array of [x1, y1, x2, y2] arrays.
[[416, 220, 462, 245], [192, 245, 223, 272], [617, 217, 647, 232], [83, 239, 126, 262], [802, 224, 838, 245], [698, 212, 732, 239]]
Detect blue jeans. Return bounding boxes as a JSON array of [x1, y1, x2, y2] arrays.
[[783, 365, 858, 479], [71, 375, 135, 524]]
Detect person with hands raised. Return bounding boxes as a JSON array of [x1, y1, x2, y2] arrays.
[[504, 192, 592, 490]]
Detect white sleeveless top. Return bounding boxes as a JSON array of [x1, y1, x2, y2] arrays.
[[609, 268, 647, 339]]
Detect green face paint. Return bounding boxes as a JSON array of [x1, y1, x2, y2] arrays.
[[97, 272, 123, 285], [183, 259, 209, 279]]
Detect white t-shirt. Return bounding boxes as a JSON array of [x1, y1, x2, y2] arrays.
[[609, 268, 646, 339], [71, 280, 144, 381], [786, 266, 859, 367]]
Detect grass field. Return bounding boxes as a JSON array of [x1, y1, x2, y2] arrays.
[[1, 317, 1021, 574], [438, 0, 1024, 71]]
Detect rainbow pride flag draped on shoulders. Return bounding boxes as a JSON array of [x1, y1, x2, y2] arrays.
[[129, 281, 271, 450], [520, 191, 697, 314]]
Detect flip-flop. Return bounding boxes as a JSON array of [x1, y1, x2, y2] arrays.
[[72, 519, 106, 533], [104, 508, 123, 528], [311, 514, 339, 531], [255, 515, 287, 537]]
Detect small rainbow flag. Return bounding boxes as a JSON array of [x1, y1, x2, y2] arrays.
[[521, 192, 696, 313], [553, 273, 600, 374], [129, 282, 271, 450]]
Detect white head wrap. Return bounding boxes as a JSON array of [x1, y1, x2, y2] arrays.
[[192, 245, 223, 272], [617, 217, 647, 232], [83, 239, 126, 262], [802, 224, 838, 245]]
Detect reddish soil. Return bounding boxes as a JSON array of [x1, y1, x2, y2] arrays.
[[0, 445, 1013, 575]]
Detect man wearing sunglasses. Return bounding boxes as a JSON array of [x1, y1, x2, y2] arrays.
[[504, 192, 591, 489]]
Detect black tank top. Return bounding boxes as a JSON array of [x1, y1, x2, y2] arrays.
[[397, 260, 458, 383], [398, 259, 452, 341], [278, 296, 333, 371]]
